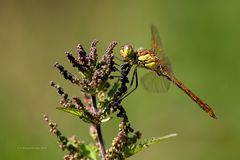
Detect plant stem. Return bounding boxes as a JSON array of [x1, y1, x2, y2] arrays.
[[91, 95, 106, 160]]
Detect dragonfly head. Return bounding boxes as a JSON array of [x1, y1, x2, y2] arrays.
[[120, 44, 135, 61]]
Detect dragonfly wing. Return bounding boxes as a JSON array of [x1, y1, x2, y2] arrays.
[[151, 24, 165, 55], [151, 24, 173, 73], [141, 71, 171, 93]]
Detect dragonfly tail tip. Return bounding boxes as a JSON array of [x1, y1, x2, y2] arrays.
[[209, 112, 217, 119]]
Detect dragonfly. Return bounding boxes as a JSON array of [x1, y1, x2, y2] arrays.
[[120, 24, 216, 119]]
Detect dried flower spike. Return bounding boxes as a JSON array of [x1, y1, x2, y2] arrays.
[[46, 40, 173, 160]]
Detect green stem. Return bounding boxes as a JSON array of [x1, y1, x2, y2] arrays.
[[91, 95, 106, 160]]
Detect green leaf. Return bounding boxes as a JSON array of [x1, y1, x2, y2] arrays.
[[107, 80, 120, 98], [101, 117, 112, 123], [79, 143, 100, 160], [124, 133, 177, 158], [99, 80, 120, 112], [56, 107, 93, 123], [68, 138, 100, 160], [56, 107, 81, 116]]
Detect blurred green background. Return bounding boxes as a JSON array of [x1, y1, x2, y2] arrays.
[[1, 0, 240, 159]]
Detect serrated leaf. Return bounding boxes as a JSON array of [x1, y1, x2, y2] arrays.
[[79, 143, 100, 160], [101, 117, 112, 123], [56, 107, 93, 123], [124, 133, 177, 158], [100, 80, 120, 112], [107, 80, 120, 98], [68, 138, 100, 160], [56, 107, 81, 116]]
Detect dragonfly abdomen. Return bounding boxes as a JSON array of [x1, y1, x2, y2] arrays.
[[164, 74, 217, 119]]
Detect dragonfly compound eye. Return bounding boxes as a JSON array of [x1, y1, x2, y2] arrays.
[[120, 44, 134, 60]]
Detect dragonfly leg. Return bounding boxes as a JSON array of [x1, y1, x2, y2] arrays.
[[130, 67, 136, 87], [121, 66, 138, 100], [110, 63, 131, 79]]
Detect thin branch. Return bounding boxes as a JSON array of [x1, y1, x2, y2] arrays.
[[91, 95, 106, 160]]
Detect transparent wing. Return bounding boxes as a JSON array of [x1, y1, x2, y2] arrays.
[[151, 24, 173, 74], [141, 71, 170, 93], [151, 24, 165, 56]]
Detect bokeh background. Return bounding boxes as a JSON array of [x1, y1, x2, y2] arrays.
[[1, 0, 240, 159]]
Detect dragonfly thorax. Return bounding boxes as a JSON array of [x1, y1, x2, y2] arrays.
[[120, 44, 167, 75], [137, 50, 161, 71]]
